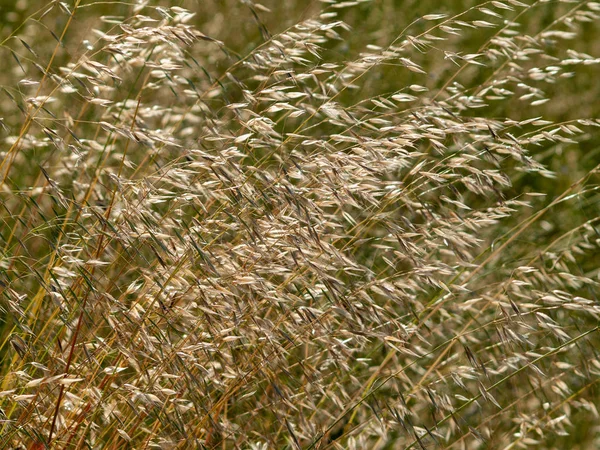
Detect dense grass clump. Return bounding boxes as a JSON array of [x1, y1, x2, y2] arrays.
[[0, 0, 599, 448]]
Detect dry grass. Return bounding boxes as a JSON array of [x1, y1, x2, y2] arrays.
[[0, 0, 599, 448]]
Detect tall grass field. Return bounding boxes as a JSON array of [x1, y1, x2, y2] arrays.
[[0, 0, 599, 448]]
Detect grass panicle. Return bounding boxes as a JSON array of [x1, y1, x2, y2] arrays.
[[0, 0, 599, 448]]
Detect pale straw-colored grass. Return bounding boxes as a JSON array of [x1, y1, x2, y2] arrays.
[[0, 0, 599, 448]]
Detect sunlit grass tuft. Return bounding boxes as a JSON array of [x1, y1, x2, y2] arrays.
[[0, 0, 599, 448]]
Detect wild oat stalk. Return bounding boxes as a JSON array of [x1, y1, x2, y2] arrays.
[[0, 0, 599, 448]]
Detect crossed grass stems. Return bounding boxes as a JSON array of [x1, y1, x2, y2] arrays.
[[0, 0, 598, 448]]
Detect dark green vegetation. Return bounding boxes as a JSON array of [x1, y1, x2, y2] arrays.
[[0, 0, 599, 448]]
